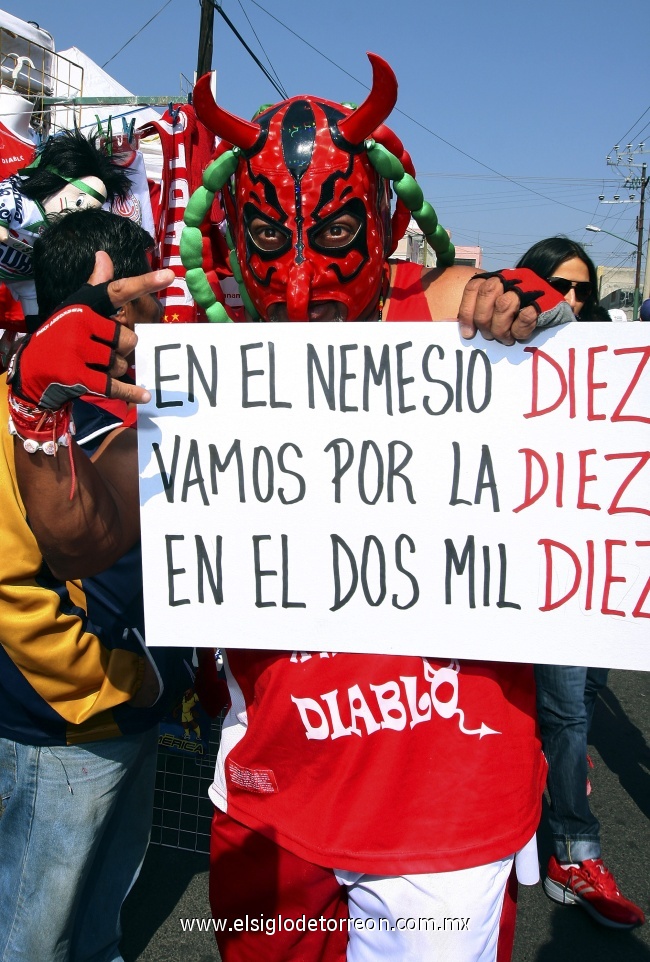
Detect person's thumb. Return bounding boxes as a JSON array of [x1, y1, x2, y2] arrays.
[[87, 250, 115, 286]]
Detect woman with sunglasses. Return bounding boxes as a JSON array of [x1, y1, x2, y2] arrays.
[[516, 236, 611, 321], [514, 240, 644, 930]]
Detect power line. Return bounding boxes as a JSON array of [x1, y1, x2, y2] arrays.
[[634, 119, 650, 142], [615, 105, 650, 147], [102, 0, 176, 69], [212, 1, 288, 100], [421, 176, 622, 185], [235, 0, 286, 96]]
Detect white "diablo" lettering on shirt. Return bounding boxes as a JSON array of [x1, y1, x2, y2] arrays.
[[290, 658, 500, 741]]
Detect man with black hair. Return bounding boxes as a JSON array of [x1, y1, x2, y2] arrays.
[[33, 204, 150, 319], [0, 209, 187, 962]]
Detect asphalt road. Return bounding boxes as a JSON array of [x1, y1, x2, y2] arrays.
[[121, 668, 650, 962]]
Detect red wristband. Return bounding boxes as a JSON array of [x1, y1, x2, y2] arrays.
[[8, 392, 75, 456]]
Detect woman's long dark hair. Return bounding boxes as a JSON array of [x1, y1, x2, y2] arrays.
[[516, 236, 607, 321]]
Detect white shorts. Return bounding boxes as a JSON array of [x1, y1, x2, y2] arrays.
[[335, 856, 516, 962]]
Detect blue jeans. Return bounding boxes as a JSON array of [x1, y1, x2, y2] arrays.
[[0, 727, 158, 962], [534, 665, 609, 863]]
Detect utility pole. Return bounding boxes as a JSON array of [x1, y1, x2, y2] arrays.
[[634, 163, 647, 314], [603, 144, 648, 319], [197, 0, 214, 79], [643, 218, 650, 302]]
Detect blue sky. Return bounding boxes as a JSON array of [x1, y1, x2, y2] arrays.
[[3, 0, 649, 272]]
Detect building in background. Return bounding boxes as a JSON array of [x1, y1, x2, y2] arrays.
[[597, 265, 635, 321], [393, 219, 482, 268], [452, 245, 482, 268]]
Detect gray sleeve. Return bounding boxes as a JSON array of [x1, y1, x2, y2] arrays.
[[535, 300, 575, 330]]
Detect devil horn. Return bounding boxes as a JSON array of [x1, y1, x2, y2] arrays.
[[192, 72, 261, 150], [337, 53, 398, 145]]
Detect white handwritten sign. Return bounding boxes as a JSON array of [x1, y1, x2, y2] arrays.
[[135, 322, 650, 670]]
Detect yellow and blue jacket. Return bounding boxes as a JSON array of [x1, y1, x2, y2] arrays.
[[0, 377, 189, 746]]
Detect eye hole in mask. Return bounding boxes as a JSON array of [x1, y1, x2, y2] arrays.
[[308, 199, 366, 258], [244, 204, 292, 258]]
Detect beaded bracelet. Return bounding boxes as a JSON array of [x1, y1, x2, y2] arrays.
[[8, 393, 75, 456], [8, 393, 78, 497], [8, 417, 74, 455]]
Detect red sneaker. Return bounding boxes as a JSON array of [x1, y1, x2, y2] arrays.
[[544, 856, 646, 929]]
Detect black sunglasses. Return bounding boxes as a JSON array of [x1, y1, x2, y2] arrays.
[[547, 277, 592, 300]]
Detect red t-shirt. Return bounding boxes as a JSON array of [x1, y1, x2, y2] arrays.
[[210, 650, 545, 874]]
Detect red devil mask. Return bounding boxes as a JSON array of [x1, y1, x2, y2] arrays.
[[193, 54, 398, 321]]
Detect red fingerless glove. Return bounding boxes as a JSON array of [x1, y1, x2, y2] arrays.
[[7, 302, 121, 410], [6, 284, 122, 499], [473, 268, 564, 315]]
